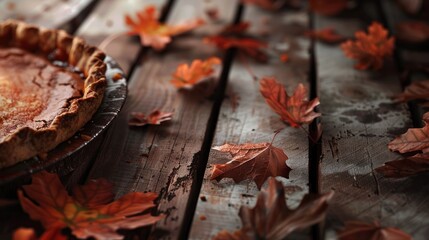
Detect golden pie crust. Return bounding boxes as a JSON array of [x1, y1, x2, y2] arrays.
[[0, 20, 107, 168]]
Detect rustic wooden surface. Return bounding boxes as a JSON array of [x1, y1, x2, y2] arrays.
[[1, 0, 429, 239]]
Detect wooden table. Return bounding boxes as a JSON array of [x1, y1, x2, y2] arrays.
[[1, 0, 429, 239]]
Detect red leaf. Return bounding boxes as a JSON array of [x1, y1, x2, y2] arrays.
[[18, 171, 163, 240], [260, 77, 320, 127], [204, 36, 268, 62], [213, 178, 334, 239], [211, 141, 291, 189], [338, 221, 412, 240], [396, 21, 429, 43], [128, 110, 173, 127], [309, 0, 348, 16], [341, 22, 395, 70], [305, 27, 346, 44], [170, 57, 221, 89], [125, 5, 204, 50], [280, 53, 289, 62]]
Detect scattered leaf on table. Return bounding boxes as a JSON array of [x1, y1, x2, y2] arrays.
[[396, 21, 429, 43], [280, 53, 289, 62], [204, 36, 268, 62], [376, 153, 429, 178], [388, 112, 429, 153], [125, 5, 204, 50], [260, 77, 321, 127], [211, 141, 291, 189], [309, 0, 348, 16], [338, 221, 412, 240], [396, 0, 423, 15], [213, 178, 334, 239], [341, 22, 395, 70], [395, 80, 429, 104], [170, 57, 221, 89], [18, 171, 163, 240], [305, 28, 346, 44], [129, 110, 173, 127]]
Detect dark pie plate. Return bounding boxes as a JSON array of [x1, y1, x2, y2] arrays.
[[0, 56, 127, 193]]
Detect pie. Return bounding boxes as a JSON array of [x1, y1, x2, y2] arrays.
[[0, 20, 107, 168]]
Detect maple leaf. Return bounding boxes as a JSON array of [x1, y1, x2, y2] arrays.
[[170, 57, 221, 89], [18, 171, 163, 240], [309, 0, 348, 16], [128, 110, 173, 126], [396, 21, 429, 43], [395, 80, 429, 105], [376, 153, 429, 178], [341, 22, 395, 70], [204, 36, 268, 62], [305, 27, 346, 44], [259, 77, 321, 128], [213, 178, 334, 239], [211, 139, 291, 189], [125, 5, 205, 50], [337, 221, 412, 240]]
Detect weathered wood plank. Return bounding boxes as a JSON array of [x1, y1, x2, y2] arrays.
[[84, 0, 239, 239], [189, 5, 312, 239], [316, 2, 429, 239], [0, 0, 95, 30]]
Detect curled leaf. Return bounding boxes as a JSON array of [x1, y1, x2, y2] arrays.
[[341, 22, 395, 70], [128, 110, 173, 127], [338, 221, 412, 240], [125, 5, 204, 50], [170, 57, 221, 89], [260, 77, 321, 127], [213, 178, 334, 239]]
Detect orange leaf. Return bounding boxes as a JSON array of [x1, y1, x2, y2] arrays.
[[170, 57, 221, 89], [260, 77, 320, 127], [211, 141, 291, 189], [338, 221, 412, 240], [395, 80, 429, 104], [341, 22, 395, 70], [376, 153, 429, 178], [305, 27, 346, 44], [388, 112, 429, 154], [18, 171, 163, 240], [125, 5, 204, 50], [309, 0, 348, 15], [396, 21, 429, 43], [128, 110, 173, 126], [213, 178, 334, 239]]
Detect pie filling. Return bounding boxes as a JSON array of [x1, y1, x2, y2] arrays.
[[0, 48, 84, 142]]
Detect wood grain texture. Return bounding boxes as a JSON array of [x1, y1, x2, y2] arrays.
[[189, 5, 311, 240], [315, 3, 429, 239], [84, 0, 239, 239]]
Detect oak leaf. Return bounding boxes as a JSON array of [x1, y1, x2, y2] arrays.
[[396, 21, 429, 43], [341, 22, 395, 70], [18, 171, 163, 240], [260, 77, 321, 128], [170, 57, 221, 89], [211, 141, 291, 189], [395, 80, 429, 105], [305, 28, 346, 44], [309, 0, 348, 16], [128, 110, 173, 126], [213, 178, 334, 239], [337, 221, 412, 240], [125, 6, 204, 50]]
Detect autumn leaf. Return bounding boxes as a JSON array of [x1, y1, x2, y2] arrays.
[[280, 53, 289, 62], [170, 57, 221, 89], [213, 178, 334, 239], [128, 110, 173, 126], [18, 171, 163, 240], [309, 0, 348, 16], [260, 77, 321, 128], [341, 22, 395, 70], [395, 80, 429, 105], [204, 36, 268, 62], [211, 138, 291, 189], [337, 221, 412, 240], [396, 21, 429, 43], [376, 153, 429, 178], [125, 5, 204, 50], [305, 27, 346, 44]]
